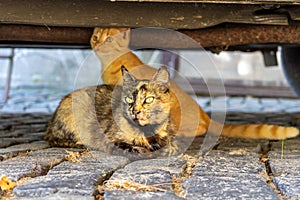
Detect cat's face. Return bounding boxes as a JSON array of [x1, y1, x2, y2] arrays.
[[121, 66, 171, 127], [90, 28, 130, 55]]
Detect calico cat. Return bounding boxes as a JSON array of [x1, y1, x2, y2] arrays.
[[45, 66, 177, 157], [90, 27, 299, 140]]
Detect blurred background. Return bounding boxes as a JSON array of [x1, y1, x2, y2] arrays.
[[0, 48, 299, 113]]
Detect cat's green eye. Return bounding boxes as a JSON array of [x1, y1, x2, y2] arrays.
[[105, 37, 113, 43], [125, 97, 133, 104], [145, 96, 154, 104]]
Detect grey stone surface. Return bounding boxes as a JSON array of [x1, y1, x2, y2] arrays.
[[183, 174, 279, 200], [268, 151, 300, 176], [0, 113, 50, 148], [0, 136, 45, 148], [105, 190, 184, 200], [104, 158, 186, 198], [194, 151, 264, 175], [111, 167, 172, 189], [11, 194, 94, 200], [182, 150, 278, 200], [273, 175, 300, 199], [13, 151, 130, 198], [0, 148, 70, 181], [13, 175, 96, 197], [13, 152, 129, 197], [0, 112, 299, 199], [268, 151, 300, 199], [0, 141, 49, 161], [112, 157, 186, 176]]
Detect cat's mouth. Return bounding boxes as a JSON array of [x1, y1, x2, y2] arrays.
[[133, 118, 148, 127], [94, 45, 107, 54], [94, 46, 102, 53]]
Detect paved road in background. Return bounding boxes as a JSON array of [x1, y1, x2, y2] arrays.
[[1, 87, 300, 113]]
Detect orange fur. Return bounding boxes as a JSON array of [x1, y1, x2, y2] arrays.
[[90, 27, 299, 140]]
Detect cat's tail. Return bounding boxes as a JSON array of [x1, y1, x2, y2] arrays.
[[196, 109, 299, 140], [220, 123, 299, 140]]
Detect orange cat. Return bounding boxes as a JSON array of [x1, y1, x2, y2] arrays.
[[90, 27, 299, 140]]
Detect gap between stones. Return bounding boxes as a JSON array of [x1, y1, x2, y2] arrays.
[[259, 144, 285, 200], [17, 149, 86, 183], [93, 154, 199, 200], [94, 169, 115, 199], [1, 148, 84, 199], [0, 150, 29, 161], [172, 154, 199, 198]]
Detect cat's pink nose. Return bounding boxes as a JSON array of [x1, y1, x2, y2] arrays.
[[133, 110, 141, 116]]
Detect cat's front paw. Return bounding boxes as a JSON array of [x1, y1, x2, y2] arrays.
[[132, 146, 151, 154], [149, 143, 162, 152], [132, 137, 151, 149]]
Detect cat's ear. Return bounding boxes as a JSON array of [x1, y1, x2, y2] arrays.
[[121, 66, 136, 83], [152, 66, 170, 87], [120, 28, 130, 39]]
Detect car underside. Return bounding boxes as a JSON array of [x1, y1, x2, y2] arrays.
[[0, 0, 300, 95]]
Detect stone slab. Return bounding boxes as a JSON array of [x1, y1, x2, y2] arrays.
[[113, 157, 186, 176], [181, 150, 279, 199], [10, 194, 93, 200], [183, 174, 279, 200], [268, 150, 300, 199], [0, 148, 70, 181], [273, 175, 300, 199], [194, 151, 264, 175], [104, 157, 186, 198], [0, 141, 49, 161], [13, 151, 130, 198], [105, 190, 184, 200], [268, 150, 300, 176]]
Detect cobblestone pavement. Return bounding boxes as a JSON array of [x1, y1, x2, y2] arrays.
[[0, 112, 299, 200], [1, 88, 300, 199]]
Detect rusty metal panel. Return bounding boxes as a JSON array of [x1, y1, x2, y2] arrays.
[[0, 0, 296, 29], [180, 25, 300, 48], [130, 25, 300, 49], [0, 24, 300, 49], [0, 25, 93, 47], [112, 0, 300, 5]]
